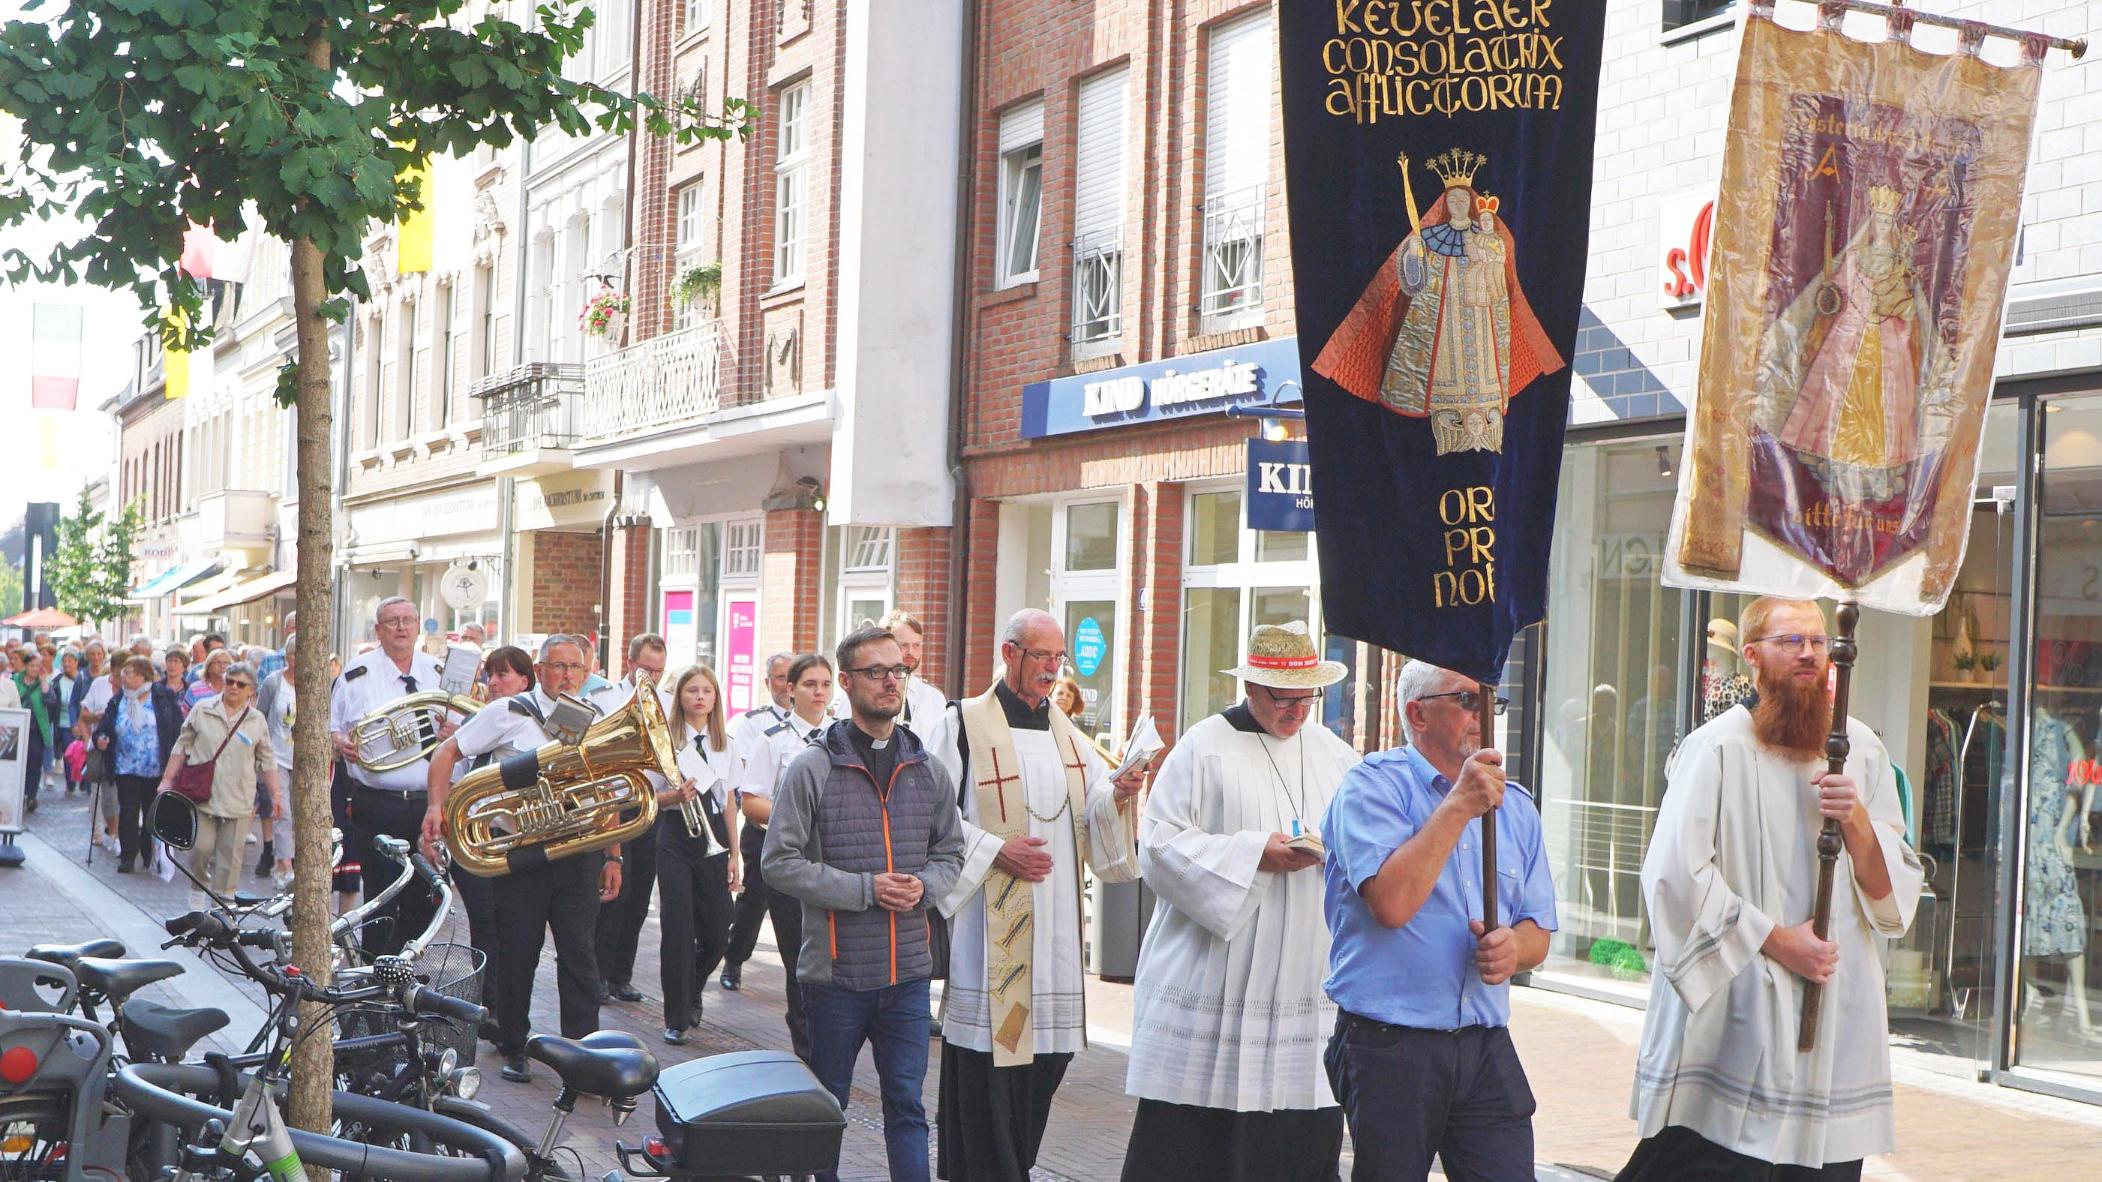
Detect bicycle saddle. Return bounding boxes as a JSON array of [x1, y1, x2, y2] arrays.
[[526, 1030, 659, 1099], [120, 999, 229, 1062], [73, 957, 185, 1002], [25, 938, 127, 968], [232, 891, 274, 907]]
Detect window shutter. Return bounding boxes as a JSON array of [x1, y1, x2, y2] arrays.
[[1205, 11, 1270, 203], [999, 99, 1044, 155], [1072, 67, 1129, 242]]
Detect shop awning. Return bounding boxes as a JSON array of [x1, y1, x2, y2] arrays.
[[128, 559, 221, 601], [174, 569, 297, 617], [2, 607, 77, 630], [173, 568, 243, 611]]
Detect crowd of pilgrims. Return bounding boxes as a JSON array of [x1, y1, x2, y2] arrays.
[[49, 590, 1917, 1182]]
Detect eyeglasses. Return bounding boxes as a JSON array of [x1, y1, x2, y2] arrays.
[[378, 616, 419, 629], [846, 664, 912, 682], [1749, 633, 1830, 654], [1015, 648, 1069, 668], [1416, 690, 1509, 715], [1261, 690, 1321, 710], [224, 680, 255, 690]]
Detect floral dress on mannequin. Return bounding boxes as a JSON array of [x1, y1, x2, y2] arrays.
[[2023, 709, 2087, 960]]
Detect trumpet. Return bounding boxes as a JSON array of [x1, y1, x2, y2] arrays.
[[443, 683, 679, 877], [672, 746, 726, 857], [350, 691, 482, 771]]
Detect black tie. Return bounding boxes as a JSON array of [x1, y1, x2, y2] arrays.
[[402, 674, 434, 743], [401, 674, 418, 692]]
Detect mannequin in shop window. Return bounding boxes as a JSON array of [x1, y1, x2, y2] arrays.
[[2022, 706, 2095, 1033], [1700, 619, 1755, 724]]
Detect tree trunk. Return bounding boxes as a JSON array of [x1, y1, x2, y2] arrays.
[[286, 228, 336, 1164]]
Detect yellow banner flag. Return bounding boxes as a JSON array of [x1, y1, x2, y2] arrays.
[[397, 155, 434, 273], [164, 305, 188, 400]]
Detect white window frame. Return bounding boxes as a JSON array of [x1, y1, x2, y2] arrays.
[[1200, 10, 1270, 333], [437, 280, 459, 424], [1178, 481, 1325, 728], [682, 0, 712, 36], [473, 262, 497, 380], [397, 295, 419, 438], [995, 100, 1044, 288], [723, 518, 763, 579], [773, 80, 809, 287], [1070, 67, 1129, 356]]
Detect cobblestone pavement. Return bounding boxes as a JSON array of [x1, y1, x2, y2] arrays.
[[11, 785, 2102, 1180]]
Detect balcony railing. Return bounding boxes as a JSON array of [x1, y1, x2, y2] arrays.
[[472, 363, 586, 457], [1199, 187, 1265, 324], [1070, 227, 1124, 348], [580, 321, 724, 443]]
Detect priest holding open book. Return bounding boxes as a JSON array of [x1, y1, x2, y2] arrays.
[[1122, 621, 1358, 1182]]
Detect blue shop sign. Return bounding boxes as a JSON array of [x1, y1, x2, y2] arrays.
[[1020, 337, 1302, 439], [1246, 438, 1314, 533], [1072, 617, 1107, 678]]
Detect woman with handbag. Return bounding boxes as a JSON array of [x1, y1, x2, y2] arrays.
[[92, 656, 185, 873], [158, 661, 280, 898]]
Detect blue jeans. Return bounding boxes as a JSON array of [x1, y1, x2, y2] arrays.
[[803, 977, 931, 1182]]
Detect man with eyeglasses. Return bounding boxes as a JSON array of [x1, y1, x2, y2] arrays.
[[1122, 621, 1358, 1182], [330, 595, 457, 955], [927, 608, 1145, 1181], [764, 624, 967, 1182], [1616, 597, 1920, 1182], [420, 634, 625, 1083], [1319, 658, 1557, 1181]]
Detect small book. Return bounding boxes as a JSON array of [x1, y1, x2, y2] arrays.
[[1112, 715, 1163, 780], [1285, 821, 1326, 858]]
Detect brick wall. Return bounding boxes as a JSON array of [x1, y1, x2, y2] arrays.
[[528, 529, 606, 640], [894, 526, 955, 695], [605, 522, 654, 680], [760, 508, 822, 655]]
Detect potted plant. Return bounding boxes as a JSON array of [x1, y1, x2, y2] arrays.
[[580, 289, 630, 340], [1980, 651, 2003, 681], [671, 261, 721, 314], [1953, 650, 1977, 682]]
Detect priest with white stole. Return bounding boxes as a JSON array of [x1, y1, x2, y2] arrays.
[[1617, 596, 1923, 1182], [1122, 621, 1358, 1182], [929, 608, 1145, 1181]]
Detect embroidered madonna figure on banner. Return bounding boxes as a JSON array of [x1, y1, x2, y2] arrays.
[[1312, 149, 1564, 456]]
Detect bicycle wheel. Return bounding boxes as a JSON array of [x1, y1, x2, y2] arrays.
[[428, 1103, 574, 1182], [0, 1093, 69, 1182]]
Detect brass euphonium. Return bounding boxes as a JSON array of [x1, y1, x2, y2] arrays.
[[442, 685, 679, 877], [350, 691, 484, 771]]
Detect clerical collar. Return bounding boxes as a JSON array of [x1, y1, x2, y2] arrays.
[[1223, 702, 1265, 734], [848, 721, 893, 750], [993, 680, 1052, 730]]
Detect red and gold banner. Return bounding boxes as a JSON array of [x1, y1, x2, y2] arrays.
[[1665, 2, 2046, 615]]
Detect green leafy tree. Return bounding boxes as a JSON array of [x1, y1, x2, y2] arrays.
[[0, 556, 22, 621], [0, 0, 748, 1143], [46, 489, 105, 623], [47, 490, 139, 626]]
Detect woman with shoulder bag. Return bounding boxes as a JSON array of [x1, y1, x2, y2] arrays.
[[158, 662, 280, 899], [92, 656, 185, 873]]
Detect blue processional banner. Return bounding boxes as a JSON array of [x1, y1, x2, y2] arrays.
[[1279, 1, 1608, 681]]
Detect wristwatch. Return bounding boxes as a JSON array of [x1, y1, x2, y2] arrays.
[[606, 854, 624, 864]]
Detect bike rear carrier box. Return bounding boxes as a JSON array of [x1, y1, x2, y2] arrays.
[[651, 1050, 844, 1177]]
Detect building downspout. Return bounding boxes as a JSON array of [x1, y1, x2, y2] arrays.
[[332, 302, 356, 650], [941, 0, 981, 698]]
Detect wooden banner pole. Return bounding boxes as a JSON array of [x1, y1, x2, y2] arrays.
[[1799, 601, 1860, 1052]]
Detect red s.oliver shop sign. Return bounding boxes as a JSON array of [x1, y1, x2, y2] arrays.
[[1658, 190, 1717, 309]]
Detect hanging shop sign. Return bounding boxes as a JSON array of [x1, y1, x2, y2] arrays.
[[1020, 337, 1303, 439], [1246, 438, 1315, 533]]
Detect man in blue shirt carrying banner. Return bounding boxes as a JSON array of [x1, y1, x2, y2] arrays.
[[1321, 659, 1558, 1182]]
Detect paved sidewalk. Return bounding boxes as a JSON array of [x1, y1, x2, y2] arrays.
[[11, 787, 2102, 1180]]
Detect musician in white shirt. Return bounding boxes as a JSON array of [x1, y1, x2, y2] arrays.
[[595, 632, 671, 1004], [656, 664, 742, 1044], [722, 651, 796, 991]]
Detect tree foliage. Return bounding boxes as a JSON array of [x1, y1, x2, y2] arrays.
[[48, 489, 140, 626], [0, 0, 751, 398]]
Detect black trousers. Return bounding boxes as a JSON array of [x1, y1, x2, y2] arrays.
[[658, 822, 734, 1029], [352, 787, 440, 957], [595, 821, 658, 987], [451, 863, 500, 990], [115, 774, 159, 865], [330, 762, 361, 895], [936, 1043, 1072, 1181], [1323, 1014, 1536, 1182], [23, 729, 45, 803], [724, 822, 770, 970], [493, 851, 605, 1056], [1120, 1098, 1344, 1182], [1615, 1125, 1863, 1182]]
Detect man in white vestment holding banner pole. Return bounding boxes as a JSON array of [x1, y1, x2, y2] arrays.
[[928, 608, 1144, 1180], [1121, 622, 1358, 1182]]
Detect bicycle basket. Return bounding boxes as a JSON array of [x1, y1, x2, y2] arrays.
[[338, 942, 485, 1067]]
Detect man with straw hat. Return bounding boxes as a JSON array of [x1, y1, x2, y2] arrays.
[[1122, 621, 1358, 1182]]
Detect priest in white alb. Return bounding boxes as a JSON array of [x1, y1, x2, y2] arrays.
[[1617, 596, 1923, 1182], [929, 608, 1144, 1181], [1122, 621, 1357, 1182]]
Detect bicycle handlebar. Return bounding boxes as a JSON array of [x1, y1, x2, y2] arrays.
[[116, 1062, 526, 1182], [404, 982, 485, 1028]]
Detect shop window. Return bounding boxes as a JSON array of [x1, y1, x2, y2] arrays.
[[1662, 0, 1733, 32], [723, 519, 762, 578], [1063, 501, 1120, 572], [2017, 394, 2102, 1080], [997, 100, 1044, 288]]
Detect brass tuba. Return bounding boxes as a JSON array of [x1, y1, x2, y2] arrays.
[[442, 685, 678, 877], [350, 692, 483, 772]]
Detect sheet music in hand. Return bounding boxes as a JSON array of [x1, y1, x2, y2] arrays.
[[1112, 715, 1163, 781]]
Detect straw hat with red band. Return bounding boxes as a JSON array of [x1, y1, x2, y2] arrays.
[[1223, 621, 1349, 690]]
